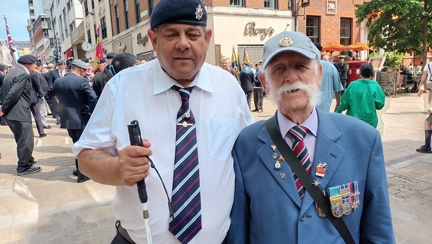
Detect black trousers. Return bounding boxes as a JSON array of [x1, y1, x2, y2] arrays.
[[253, 87, 264, 111], [30, 102, 44, 135], [6, 119, 35, 173]]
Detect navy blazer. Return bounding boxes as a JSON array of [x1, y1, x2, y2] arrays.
[[227, 109, 395, 243], [45, 72, 97, 129], [1, 66, 32, 122]]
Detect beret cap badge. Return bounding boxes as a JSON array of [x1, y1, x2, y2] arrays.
[[279, 37, 294, 47], [195, 5, 204, 20]]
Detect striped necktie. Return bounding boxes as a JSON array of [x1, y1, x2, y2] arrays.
[[169, 86, 202, 244], [288, 125, 312, 200]]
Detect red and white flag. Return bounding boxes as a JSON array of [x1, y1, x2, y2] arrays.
[[4, 15, 18, 64]]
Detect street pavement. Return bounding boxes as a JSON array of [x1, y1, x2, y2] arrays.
[[0, 93, 432, 243]]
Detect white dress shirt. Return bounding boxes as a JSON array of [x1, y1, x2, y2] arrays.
[[73, 59, 254, 243]]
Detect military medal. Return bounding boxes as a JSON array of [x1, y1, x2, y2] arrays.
[[350, 181, 361, 211], [329, 185, 343, 218], [315, 162, 326, 177], [340, 184, 352, 215]]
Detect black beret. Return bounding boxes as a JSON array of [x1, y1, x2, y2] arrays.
[[17, 55, 37, 64], [98, 58, 107, 64], [80, 58, 89, 63], [150, 0, 207, 29], [58, 61, 65, 65], [106, 52, 119, 59], [36, 60, 42, 66], [0, 64, 6, 70]]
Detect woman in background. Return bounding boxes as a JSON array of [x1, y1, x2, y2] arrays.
[[336, 63, 386, 128], [92, 53, 140, 97]]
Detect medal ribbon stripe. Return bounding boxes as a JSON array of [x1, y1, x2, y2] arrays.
[[170, 86, 202, 244], [288, 126, 312, 200]]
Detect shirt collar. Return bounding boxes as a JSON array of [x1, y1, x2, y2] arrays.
[[277, 107, 318, 138], [153, 62, 214, 94]]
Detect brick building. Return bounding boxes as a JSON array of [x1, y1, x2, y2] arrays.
[[82, 0, 368, 65]]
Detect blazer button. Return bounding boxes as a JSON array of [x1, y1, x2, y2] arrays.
[[300, 214, 307, 221]]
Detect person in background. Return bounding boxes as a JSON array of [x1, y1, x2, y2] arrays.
[[92, 53, 140, 98], [29, 60, 48, 138], [336, 63, 385, 128], [252, 62, 264, 112], [416, 114, 432, 153], [106, 52, 119, 65], [45, 60, 98, 183], [0, 64, 7, 125], [335, 55, 348, 91], [315, 43, 343, 112], [220, 56, 240, 83], [0, 55, 42, 175], [72, 0, 253, 242], [227, 31, 394, 243], [240, 62, 255, 111]]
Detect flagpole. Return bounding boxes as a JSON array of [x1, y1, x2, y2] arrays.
[[3, 15, 18, 65]]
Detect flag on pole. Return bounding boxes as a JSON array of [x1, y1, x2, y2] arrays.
[[231, 46, 239, 73], [243, 48, 250, 63], [94, 26, 104, 70], [4, 15, 18, 65]]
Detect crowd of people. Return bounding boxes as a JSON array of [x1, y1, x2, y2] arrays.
[[0, 51, 142, 180]]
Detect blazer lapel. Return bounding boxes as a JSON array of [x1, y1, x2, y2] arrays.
[[258, 117, 302, 208]]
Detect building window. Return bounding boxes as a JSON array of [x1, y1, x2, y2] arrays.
[[115, 4, 120, 34], [230, 0, 244, 7], [124, 0, 129, 29], [264, 0, 277, 9], [340, 18, 352, 45], [101, 17, 107, 39], [91, 0, 94, 10], [136, 0, 140, 24], [306, 16, 320, 44], [149, 0, 154, 15], [87, 29, 91, 43], [84, 0, 88, 16]]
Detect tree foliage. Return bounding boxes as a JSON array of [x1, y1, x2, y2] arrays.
[[355, 0, 432, 60]]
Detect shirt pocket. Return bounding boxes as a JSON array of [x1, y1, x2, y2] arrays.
[[207, 118, 240, 161]]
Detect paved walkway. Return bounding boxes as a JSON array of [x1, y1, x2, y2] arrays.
[[0, 93, 431, 243]]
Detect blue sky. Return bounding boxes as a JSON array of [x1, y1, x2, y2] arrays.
[[0, 0, 30, 42]]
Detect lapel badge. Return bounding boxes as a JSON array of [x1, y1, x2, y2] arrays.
[[271, 144, 277, 151], [272, 152, 279, 159], [274, 161, 281, 170], [279, 37, 293, 47], [315, 202, 326, 218], [315, 162, 326, 178], [195, 5, 204, 20], [278, 155, 284, 161], [279, 173, 286, 179], [312, 180, 320, 187]]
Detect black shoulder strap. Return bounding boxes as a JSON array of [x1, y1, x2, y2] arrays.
[[265, 118, 355, 244]]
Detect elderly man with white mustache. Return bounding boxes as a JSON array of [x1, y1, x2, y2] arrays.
[[226, 31, 395, 244]]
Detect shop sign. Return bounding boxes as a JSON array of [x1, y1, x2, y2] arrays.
[[243, 22, 275, 41]]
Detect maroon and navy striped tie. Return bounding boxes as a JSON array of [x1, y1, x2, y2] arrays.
[[169, 86, 202, 244], [288, 125, 312, 200]]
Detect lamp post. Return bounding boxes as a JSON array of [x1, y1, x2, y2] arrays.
[[290, 0, 310, 32], [45, 8, 59, 64]]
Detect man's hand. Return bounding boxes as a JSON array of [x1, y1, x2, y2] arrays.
[[117, 140, 152, 186], [0, 107, 4, 117]]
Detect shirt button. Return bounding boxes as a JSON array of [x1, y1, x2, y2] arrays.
[[300, 214, 307, 221]]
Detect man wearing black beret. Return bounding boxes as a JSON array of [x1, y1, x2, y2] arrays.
[[74, 0, 253, 243], [45, 59, 97, 183], [0, 55, 42, 175]]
